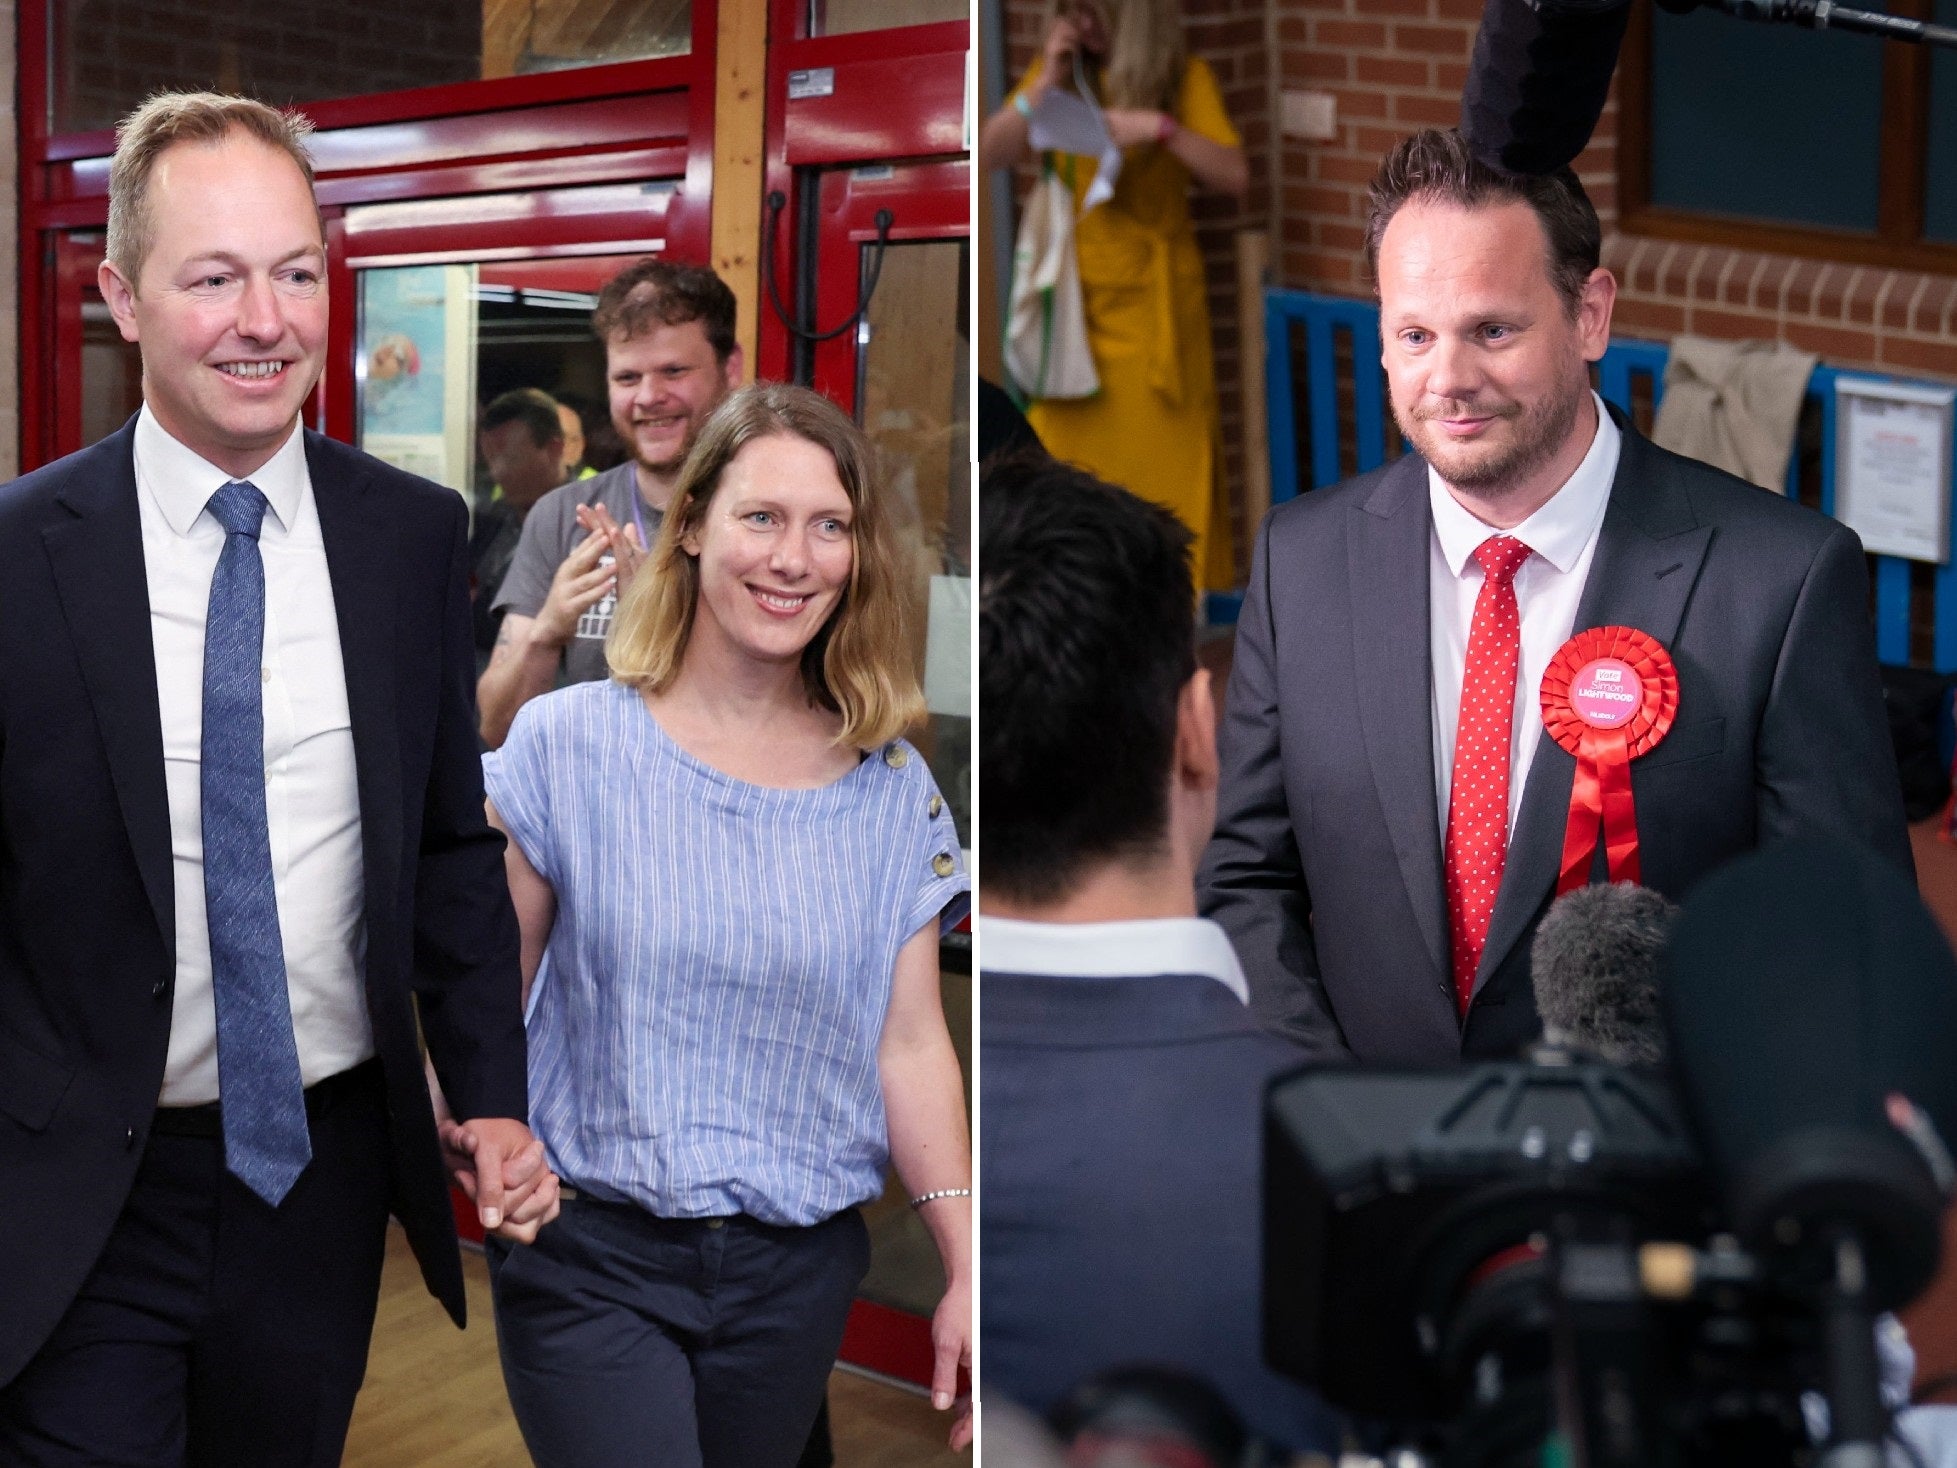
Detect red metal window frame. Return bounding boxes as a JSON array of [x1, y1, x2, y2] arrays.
[[324, 183, 681, 443], [755, 0, 973, 1396], [17, 0, 721, 470], [806, 159, 969, 412], [756, 1, 969, 391]]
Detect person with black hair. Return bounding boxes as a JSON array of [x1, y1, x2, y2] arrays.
[[472, 387, 569, 663], [978, 452, 1342, 1457]]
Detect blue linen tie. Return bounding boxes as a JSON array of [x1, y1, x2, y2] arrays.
[[202, 479, 312, 1205]]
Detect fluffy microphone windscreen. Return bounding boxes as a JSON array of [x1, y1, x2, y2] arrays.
[[1460, 0, 1632, 175], [1660, 838, 1957, 1309], [1530, 881, 1678, 1064]]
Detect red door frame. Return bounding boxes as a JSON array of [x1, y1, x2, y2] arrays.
[[17, 0, 720, 470], [756, 1, 969, 395], [806, 158, 970, 410], [756, 0, 972, 1395], [323, 181, 682, 444]]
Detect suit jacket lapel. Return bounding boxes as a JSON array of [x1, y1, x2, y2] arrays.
[[1349, 454, 1451, 981], [41, 422, 176, 958], [307, 435, 402, 929], [1476, 418, 1713, 992]]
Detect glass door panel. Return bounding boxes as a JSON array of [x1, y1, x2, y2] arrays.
[[50, 0, 694, 134], [82, 299, 143, 449], [354, 252, 649, 499], [49, 232, 142, 459], [764, 2, 971, 1382], [811, 0, 965, 34], [845, 240, 971, 1328]]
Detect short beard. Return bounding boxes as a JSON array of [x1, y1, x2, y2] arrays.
[[619, 416, 697, 479], [1399, 372, 1588, 496], [635, 440, 690, 476]]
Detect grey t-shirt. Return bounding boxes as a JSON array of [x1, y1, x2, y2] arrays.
[[491, 461, 664, 687]]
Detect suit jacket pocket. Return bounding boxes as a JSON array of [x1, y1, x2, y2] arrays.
[[1634, 718, 1725, 773], [0, 1028, 74, 1132]]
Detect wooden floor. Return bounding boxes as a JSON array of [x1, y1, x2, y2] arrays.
[[343, 1225, 967, 1468]]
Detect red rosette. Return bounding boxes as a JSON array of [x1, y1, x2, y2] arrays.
[[1540, 626, 1679, 894]]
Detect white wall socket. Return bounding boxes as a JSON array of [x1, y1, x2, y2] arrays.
[[1281, 89, 1339, 142]]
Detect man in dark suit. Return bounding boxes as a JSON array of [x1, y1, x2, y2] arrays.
[[978, 453, 1342, 1457], [1200, 128, 1909, 1063], [0, 93, 557, 1465]]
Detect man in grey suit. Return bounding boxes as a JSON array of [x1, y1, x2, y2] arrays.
[[1199, 128, 1909, 1063]]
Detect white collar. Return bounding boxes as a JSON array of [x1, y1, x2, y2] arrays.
[[1429, 391, 1619, 578], [980, 914, 1249, 1004], [135, 403, 308, 538]]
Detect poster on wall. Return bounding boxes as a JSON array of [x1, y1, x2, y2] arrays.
[[357, 263, 479, 495], [1833, 376, 1956, 565]]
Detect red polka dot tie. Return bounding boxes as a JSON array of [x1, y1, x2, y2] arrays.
[[1445, 535, 1534, 1018]]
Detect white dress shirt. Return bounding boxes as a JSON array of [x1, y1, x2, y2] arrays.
[[1429, 393, 1621, 840], [135, 406, 373, 1105], [979, 914, 1250, 1003]]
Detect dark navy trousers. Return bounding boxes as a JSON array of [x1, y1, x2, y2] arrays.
[[0, 1062, 392, 1467], [487, 1196, 869, 1468]]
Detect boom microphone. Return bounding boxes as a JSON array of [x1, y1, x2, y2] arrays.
[[1661, 838, 1957, 1312], [1661, 839, 1957, 1467], [1462, 0, 1957, 180], [1460, 0, 1632, 175], [1530, 881, 1678, 1065]]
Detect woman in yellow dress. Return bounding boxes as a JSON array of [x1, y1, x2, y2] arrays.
[[981, 0, 1248, 589]]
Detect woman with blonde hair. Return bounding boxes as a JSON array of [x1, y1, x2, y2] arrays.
[[475, 382, 971, 1465], [980, 0, 1248, 590]]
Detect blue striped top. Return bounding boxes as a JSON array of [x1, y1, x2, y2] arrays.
[[483, 679, 970, 1226]]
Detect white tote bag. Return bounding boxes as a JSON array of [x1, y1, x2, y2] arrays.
[[1004, 161, 1100, 401]]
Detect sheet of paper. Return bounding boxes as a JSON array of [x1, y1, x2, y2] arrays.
[[1834, 376, 1956, 565], [924, 574, 972, 718], [1026, 86, 1122, 210]]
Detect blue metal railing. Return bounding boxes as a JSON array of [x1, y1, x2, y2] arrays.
[[1255, 287, 1957, 670]]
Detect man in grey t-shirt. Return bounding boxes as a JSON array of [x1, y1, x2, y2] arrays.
[[479, 259, 743, 748], [485, 460, 651, 690]]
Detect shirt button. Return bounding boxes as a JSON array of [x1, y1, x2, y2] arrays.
[[932, 852, 955, 878], [882, 745, 909, 769], [706, 1218, 725, 1230], [928, 795, 943, 818], [152, 976, 168, 999], [124, 1126, 140, 1150], [261, 667, 271, 684]]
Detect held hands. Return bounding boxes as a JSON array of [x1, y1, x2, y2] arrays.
[[932, 1277, 974, 1451], [439, 1115, 562, 1244]]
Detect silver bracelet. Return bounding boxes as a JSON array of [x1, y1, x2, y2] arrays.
[[909, 1187, 972, 1209]]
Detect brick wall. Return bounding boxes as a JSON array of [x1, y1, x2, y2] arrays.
[[1275, 0, 1957, 387], [56, 0, 483, 134], [1275, 0, 1618, 291], [1003, 0, 1272, 580], [1609, 241, 1957, 383]]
